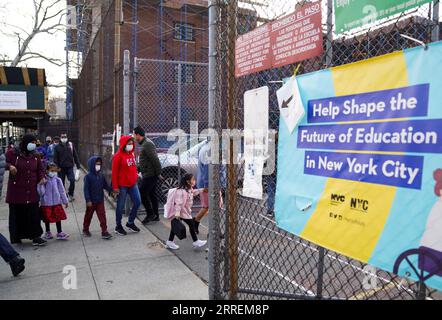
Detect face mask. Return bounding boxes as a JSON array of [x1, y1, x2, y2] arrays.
[[95, 165, 101, 172], [125, 144, 134, 152], [27, 143, 36, 151], [61, 138, 68, 143], [46, 140, 52, 144], [48, 172, 57, 178]]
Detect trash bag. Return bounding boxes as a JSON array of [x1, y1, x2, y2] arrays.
[[171, 218, 186, 240]]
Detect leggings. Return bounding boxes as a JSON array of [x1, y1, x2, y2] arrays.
[[169, 218, 198, 242], [45, 222, 62, 233]]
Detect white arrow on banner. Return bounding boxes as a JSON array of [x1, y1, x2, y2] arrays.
[[276, 76, 305, 134]]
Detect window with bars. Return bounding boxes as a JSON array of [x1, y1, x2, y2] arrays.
[[173, 22, 195, 41], [174, 64, 195, 83]]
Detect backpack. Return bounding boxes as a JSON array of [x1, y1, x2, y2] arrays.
[[163, 188, 179, 219]]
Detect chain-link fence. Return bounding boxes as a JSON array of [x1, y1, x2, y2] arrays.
[[134, 58, 208, 204], [76, 1, 122, 183], [208, 0, 442, 300]]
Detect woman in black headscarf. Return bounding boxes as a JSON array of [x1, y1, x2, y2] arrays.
[[5, 134, 47, 246]]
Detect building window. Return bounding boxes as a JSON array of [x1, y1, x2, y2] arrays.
[[174, 23, 194, 41], [174, 64, 195, 83]]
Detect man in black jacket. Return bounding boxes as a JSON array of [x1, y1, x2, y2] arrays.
[[133, 126, 162, 224], [0, 148, 26, 277], [54, 133, 80, 201]]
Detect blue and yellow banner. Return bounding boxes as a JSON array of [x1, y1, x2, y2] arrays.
[[276, 41, 442, 291]]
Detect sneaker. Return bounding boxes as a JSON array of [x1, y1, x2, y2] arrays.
[[115, 225, 127, 236], [32, 237, 47, 246], [192, 239, 207, 248], [9, 256, 25, 277], [151, 215, 160, 222], [165, 240, 180, 250], [101, 232, 112, 240], [56, 232, 70, 240], [83, 230, 92, 237], [193, 218, 200, 234], [43, 231, 53, 240], [141, 217, 151, 225], [126, 223, 140, 233]]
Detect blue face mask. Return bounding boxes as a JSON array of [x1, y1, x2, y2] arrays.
[[48, 172, 57, 178], [27, 143, 36, 151]]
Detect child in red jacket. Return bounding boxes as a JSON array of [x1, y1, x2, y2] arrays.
[[112, 136, 141, 235]]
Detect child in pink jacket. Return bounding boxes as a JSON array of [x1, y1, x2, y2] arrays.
[[165, 173, 208, 250]]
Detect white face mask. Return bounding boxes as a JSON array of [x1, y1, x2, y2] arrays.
[[125, 144, 134, 152], [95, 165, 101, 172], [27, 143, 36, 151], [48, 172, 57, 178], [61, 138, 68, 144]]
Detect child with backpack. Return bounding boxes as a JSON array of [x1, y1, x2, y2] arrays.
[[83, 156, 113, 239], [38, 163, 70, 240], [164, 173, 208, 250]]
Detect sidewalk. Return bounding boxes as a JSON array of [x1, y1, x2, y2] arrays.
[[0, 171, 208, 300]]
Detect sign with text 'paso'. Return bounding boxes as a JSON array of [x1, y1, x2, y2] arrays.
[[276, 41, 442, 292], [235, 2, 323, 78]]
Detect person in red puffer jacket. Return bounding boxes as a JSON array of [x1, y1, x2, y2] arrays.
[[111, 135, 141, 235]]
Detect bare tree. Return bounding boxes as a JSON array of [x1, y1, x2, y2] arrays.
[[0, 0, 67, 67]]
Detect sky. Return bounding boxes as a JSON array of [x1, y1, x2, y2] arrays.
[[0, 0, 67, 98]]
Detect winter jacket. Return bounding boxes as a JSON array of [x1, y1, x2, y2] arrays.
[[47, 144, 55, 162], [5, 148, 44, 204], [137, 137, 162, 178], [37, 175, 68, 206], [54, 141, 80, 169], [170, 188, 205, 220], [111, 136, 138, 190], [0, 148, 5, 197], [84, 156, 112, 204]]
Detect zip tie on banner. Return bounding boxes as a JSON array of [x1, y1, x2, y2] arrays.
[[293, 63, 302, 77]]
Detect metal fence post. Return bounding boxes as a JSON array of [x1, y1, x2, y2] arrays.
[[133, 57, 139, 128], [123, 50, 131, 134], [315, 0, 335, 300], [208, 0, 219, 300], [226, 0, 238, 301], [177, 63, 182, 183]]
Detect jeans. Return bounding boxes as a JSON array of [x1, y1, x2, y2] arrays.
[[60, 167, 75, 196], [266, 174, 276, 212], [116, 184, 141, 226], [139, 176, 159, 219], [0, 233, 19, 263]]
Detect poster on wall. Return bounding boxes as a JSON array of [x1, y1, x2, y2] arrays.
[[275, 41, 442, 291], [335, 0, 432, 34], [243, 86, 269, 199], [235, 1, 323, 78], [0, 91, 27, 110]]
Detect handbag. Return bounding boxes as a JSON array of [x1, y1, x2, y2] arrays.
[[171, 218, 186, 240]]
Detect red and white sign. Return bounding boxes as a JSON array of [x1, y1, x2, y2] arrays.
[[235, 2, 323, 78], [235, 24, 272, 78]]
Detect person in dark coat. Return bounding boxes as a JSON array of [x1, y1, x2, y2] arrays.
[[0, 147, 26, 276], [5, 134, 47, 246], [54, 133, 80, 201]]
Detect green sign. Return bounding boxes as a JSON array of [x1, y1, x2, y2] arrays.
[[335, 0, 433, 33]]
